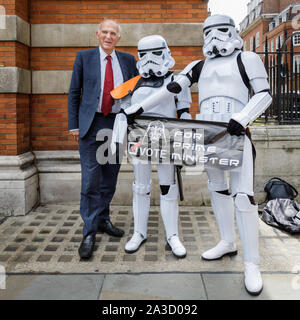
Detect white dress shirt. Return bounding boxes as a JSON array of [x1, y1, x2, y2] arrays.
[[97, 46, 124, 113]]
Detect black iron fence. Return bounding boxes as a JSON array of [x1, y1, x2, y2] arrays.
[[255, 32, 300, 124]]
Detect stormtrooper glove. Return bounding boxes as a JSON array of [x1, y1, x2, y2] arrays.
[[120, 105, 144, 125], [227, 119, 245, 136], [178, 108, 192, 120]]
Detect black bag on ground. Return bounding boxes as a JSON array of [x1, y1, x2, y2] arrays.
[[264, 177, 298, 201], [260, 177, 300, 234], [260, 199, 300, 234]]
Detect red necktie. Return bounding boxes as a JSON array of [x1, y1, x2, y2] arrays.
[[101, 55, 114, 116]]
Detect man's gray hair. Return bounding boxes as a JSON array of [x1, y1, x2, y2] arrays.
[[98, 19, 121, 36]]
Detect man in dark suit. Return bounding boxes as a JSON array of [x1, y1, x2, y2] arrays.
[[68, 19, 139, 259]]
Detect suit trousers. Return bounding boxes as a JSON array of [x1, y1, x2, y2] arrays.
[[79, 113, 121, 237]]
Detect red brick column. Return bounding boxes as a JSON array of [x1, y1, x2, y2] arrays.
[[0, 0, 30, 156]]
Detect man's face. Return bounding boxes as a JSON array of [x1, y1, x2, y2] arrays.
[[96, 20, 121, 54]]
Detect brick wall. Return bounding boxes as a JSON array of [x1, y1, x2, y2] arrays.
[[0, 94, 30, 155], [30, 46, 204, 71], [1, 0, 29, 21], [241, 0, 300, 56], [243, 19, 270, 53], [31, 95, 70, 151], [30, 0, 207, 23], [0, 42, 29, 69], [0, 0, 208, 154], [279, 0, 299, 12], [261, 0, 299, 15], [267, 21, 298, 66], [261, 0, 279, 14], [242, 20, 297, 57]]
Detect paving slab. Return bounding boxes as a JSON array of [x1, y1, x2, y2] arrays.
[[0, 205, 299, 274], [0, 274, 104, 300], [99, 274, 206, 300], [202, 273, 300, 300], [0, 275, 38, 300], [1, 272, 299, 300]]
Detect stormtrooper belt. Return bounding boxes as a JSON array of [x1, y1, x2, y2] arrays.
[[200, 97, 244, 115]]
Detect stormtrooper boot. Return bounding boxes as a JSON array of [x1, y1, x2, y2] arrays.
[[125, 182, 150, 253], [235, 193, 263, 295], [202, 191, 237, 260], [160, 184, 186, 258]]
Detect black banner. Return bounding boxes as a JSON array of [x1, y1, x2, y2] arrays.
[[127, 116, 244, 171]]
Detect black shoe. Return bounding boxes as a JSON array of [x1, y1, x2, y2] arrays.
[[78, 234, 95, 259], [98, 219, 124, 237]]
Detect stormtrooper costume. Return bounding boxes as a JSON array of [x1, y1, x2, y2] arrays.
[[122, 16, 272, 295], [114, 35, 192, 258]]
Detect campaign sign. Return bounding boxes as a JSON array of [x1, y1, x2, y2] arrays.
[[127, 116, 244, 171]]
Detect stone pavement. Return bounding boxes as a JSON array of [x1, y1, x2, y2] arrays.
[[0, 204, 300, 300]]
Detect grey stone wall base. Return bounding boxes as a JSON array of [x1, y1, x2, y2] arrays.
[[0, 152, 38, 216], [34, 151, 210, 206], [253, 125, 300, 203]]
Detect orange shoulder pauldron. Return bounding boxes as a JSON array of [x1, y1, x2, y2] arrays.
[[110, 75, 141, 100]]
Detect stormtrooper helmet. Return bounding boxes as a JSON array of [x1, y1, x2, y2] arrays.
[[203, 14, 243, 59], [136, 35, 175, 78]]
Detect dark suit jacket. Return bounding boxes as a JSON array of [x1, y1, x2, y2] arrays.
[[68, 47, 138, 138]]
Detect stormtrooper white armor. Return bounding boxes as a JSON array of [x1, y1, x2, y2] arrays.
[[123, 16, 272, 295], [113, 35, 192, 258]]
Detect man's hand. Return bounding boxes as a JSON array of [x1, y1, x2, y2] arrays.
[[70, 129, 80, 142], [227, 119, 245, 136]]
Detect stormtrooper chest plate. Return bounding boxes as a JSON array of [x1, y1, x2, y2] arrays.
[[131, 76, 177, 118], [198, 52, 249, 106]]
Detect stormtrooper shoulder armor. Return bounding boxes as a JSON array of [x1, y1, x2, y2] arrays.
[[179, 60, 203, 86], [241, 51, 268, 81], [166, 60, 203, 94], [180, 60, 202, 76], [231, 52, 273, 127]]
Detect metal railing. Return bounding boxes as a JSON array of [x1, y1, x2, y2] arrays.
[[254, 31, 300, 124]]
